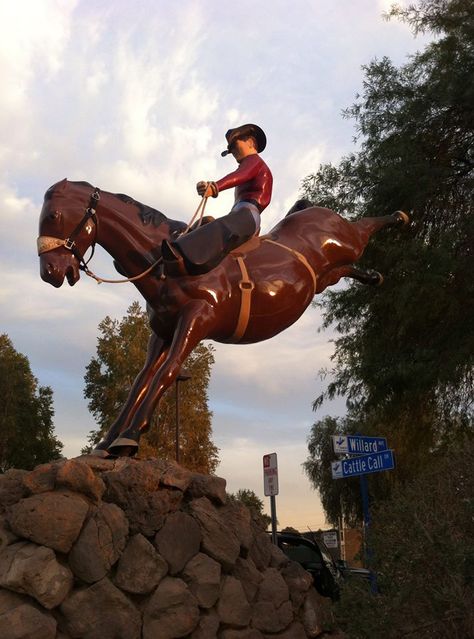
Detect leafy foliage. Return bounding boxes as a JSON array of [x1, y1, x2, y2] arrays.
[[335, 438, 474, 639], [0, 334, 63, 472], [83, 302, 219, 473], [304, 417, 365, 526], [303, 0, 473, 519], [229, 488, 272, 529]]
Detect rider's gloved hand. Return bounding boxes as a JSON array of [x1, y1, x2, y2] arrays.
[[196, 181, 218, 198]]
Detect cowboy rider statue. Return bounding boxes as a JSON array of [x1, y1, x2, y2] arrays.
[[161, 123, 273, 277]]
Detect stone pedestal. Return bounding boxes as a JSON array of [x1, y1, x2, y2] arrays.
[[0, 457, 340, 639]]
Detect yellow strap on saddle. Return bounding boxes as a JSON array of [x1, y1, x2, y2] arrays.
[[231, 256, 255, 342], [263, 238, 317, 295], [230, 239, 317, 343]]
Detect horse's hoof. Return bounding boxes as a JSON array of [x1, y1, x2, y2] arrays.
[[394, 210, 410, 226], [108, 438, 139, 457], [366, 271, 384, 286]]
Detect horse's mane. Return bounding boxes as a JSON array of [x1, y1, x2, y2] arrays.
[[45, 179, 186, 237], [114, 192, 168, 228]]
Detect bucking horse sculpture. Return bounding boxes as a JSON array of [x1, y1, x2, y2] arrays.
[[38, 179, 409, 457]]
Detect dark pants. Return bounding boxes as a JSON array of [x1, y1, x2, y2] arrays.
[[162, 204, 258, 276]]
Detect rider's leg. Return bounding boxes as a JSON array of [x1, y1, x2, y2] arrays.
[[162, 202, 260, 277]]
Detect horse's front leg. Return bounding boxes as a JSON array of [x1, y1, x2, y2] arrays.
[[92, 332, 168, 456], [107, 300, 215, 457]]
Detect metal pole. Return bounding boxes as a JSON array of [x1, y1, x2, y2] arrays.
[[360, 474, 370, 565], [175, 380, 180, 463], [338, 515, 345, 561], [360, 473, 378, 594], [339, 494, 345, 562], [174, 370, 191, 464], [270, 495, 277, 545]]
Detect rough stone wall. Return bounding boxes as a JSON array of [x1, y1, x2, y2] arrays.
[[0, 457, 341, 639]]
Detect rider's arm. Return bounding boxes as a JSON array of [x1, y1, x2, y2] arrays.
[[215, 155, 262, 193]]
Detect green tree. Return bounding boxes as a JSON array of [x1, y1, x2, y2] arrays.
[[0, 334, 63, 472], [303, 416, 364, 527], [303, 0, 473, 517], [229, 488, 272, 529], [83, 302, 219, 473], [335, 438, 474, 639]]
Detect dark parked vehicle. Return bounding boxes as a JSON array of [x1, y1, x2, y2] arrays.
[[336, 559, 372, 581], [275, 532, 343, 601]]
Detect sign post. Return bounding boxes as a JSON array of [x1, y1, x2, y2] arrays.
[[263, 453, 279, 545], [331, 435, 395, 594]]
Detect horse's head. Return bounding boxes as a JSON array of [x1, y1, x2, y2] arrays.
[[38, 179, 98, 287]]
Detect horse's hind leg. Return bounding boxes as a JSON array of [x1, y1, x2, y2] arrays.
[[354, 210, 409, 242], [315, 211, 408, 293], [317, 265, 383, 293]]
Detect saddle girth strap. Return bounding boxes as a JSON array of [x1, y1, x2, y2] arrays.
[[263, 238, 317, 295], [230, 240, 317, 343], [231, 256, 255, 342]]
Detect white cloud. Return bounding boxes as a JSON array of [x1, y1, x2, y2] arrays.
[[0, 0, 76, 86], [212, 310, 334, 399], [85, 64, 107, 96], [0, 266, 127, 323], [0, 0, 77, 165]]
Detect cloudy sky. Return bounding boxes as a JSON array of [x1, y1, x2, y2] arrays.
[[0, 0, 428, 530]]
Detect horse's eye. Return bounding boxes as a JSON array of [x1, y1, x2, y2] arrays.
[[49, 210, 60, 221]]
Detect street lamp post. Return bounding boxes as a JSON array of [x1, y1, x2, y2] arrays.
[[175, 369, 191, 463]]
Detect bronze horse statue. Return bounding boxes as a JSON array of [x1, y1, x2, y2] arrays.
[[38, 179, 409, 457]]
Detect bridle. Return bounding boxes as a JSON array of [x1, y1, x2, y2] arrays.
[[37, 187, 100, 273]]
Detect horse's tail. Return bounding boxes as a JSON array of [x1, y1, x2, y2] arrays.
[[285, 198, 314, 217]]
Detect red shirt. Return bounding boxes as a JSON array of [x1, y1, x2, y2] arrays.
[[216, 154, 273, 212]]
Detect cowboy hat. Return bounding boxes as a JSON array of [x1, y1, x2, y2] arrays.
[[221, 123, 267, 156]]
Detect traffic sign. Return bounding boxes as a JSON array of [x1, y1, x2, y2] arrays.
[[322, 531, 338, 548], [331, 450, 395, 479], [332, 435, 388, 455], [263, 452, 279, 496]]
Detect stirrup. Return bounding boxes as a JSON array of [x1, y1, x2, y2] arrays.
[[161, 240, 189, 277], [189, 215, 215, 232]]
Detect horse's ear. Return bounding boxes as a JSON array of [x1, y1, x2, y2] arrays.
[[45, 178, 68, 200]]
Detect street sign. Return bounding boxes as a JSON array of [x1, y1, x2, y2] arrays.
[[322, 531, 338, 548], [331, 450, 395, 479], [332, 435, 388, 455], [263, 452, 279, 496]]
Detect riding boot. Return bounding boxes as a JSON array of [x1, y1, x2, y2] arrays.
[[162, 208, 257, 277]]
